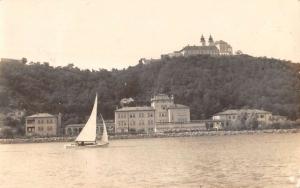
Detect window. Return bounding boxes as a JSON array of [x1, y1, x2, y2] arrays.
[[119, 113, 125, 119], [46, 119, 53, 124], [38, 126, 44, 131], [159, 112, 166, 117], [27, 127, 35, 132], [260, 114, 265, 118], [27, 119, 35, 124], [47, 126, 53, 131]]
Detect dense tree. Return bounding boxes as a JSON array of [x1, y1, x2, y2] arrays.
[[0, 55, 299, 129]]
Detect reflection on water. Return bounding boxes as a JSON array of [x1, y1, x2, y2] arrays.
[[0, 134, 300, 188]]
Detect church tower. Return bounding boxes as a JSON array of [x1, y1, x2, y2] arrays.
[[208, 35, 214, 46], [200, 35, 206, 46]]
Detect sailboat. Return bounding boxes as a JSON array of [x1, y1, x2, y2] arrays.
[[65, 94, 109, 149]]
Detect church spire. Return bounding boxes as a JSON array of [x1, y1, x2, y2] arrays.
[[200, 35, 206, 46], [208, 35, 214, 46]]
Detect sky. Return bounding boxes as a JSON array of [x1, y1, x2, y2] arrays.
[[0, 0, 299, 70]]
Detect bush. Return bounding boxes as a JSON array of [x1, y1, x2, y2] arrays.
[[0, 127, 14, 138]]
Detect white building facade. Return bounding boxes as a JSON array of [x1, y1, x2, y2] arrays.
[[114, 94, 191, 133], [115, 107, 155, 134]]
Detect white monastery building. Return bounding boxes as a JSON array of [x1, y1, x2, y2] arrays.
[[162, 35, 233, 58]]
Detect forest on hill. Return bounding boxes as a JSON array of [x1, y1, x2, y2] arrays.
[[0, 55, 300, 127]]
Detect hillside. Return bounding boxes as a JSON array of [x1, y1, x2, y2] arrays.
[[0, 55, 300, 126]]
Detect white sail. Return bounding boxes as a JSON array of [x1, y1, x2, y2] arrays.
[[100, 114, 109, 143], [75, 95, 97, 142]]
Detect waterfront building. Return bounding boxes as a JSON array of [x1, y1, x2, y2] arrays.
[[150, 94, 190, 123], [25, 113, 62, 136], [212, 109, 272, 129], [65, 120, 115, 136], [270, 115, 287, 123], [168, 104, 190, 123], [115, 94, 191, 133], [151, 94, 174, 123], [115, 107, 155, 134]]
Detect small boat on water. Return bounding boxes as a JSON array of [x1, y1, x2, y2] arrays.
[[65, 94, 109, 149]]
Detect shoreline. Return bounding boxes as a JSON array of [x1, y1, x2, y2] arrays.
[[0, 128, 299, 144]]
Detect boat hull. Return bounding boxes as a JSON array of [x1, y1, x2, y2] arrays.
[[65, 142, 109, 149]]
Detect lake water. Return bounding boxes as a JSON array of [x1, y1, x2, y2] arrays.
[[0, 133, 300, 188]]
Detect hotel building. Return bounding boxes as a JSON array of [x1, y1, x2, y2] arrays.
[[115, 107, 155, 134], [115, 94, 190, 133]]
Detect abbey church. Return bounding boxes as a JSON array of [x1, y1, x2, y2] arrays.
[[162, 35, 233, 58]]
